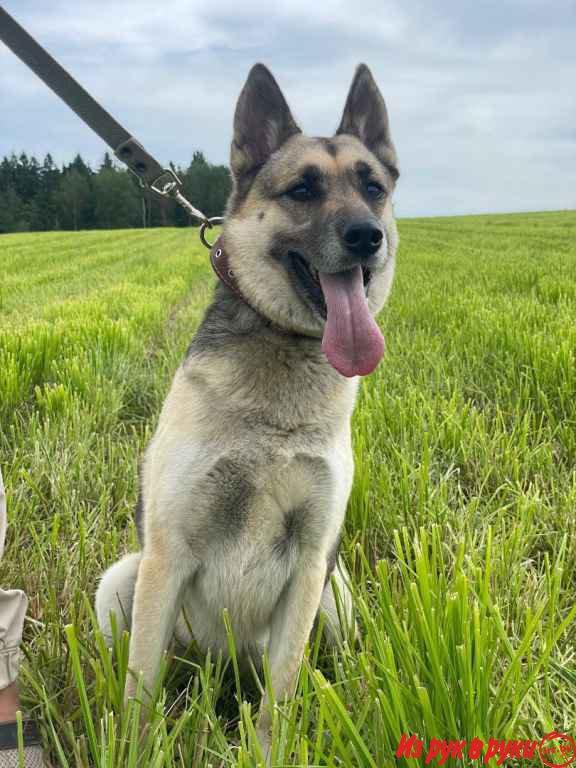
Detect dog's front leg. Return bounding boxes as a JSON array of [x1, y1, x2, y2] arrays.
[[256, 556, 326, 754], [125, 550, 195, 706]]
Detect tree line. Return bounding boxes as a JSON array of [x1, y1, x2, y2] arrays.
[[0, 151, 232, 234]]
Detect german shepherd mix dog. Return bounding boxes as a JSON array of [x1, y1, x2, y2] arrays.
[[96, 62, 399, 753]]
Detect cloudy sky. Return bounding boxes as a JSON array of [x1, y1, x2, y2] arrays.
[[1, 0, 575, 217]]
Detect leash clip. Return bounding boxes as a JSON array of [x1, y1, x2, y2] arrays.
[[149, 167, 210, 225], [149, 169, 224, 246], [149, 167, 181, 197]]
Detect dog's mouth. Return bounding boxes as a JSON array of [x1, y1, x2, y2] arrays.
[[286, 251, 383, 378], [288, 251, 372, 320]]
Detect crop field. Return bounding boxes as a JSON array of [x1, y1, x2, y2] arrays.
[[0, 211, 575, 766]]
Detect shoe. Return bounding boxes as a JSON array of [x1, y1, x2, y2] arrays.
[[0, 721, 45, 768]]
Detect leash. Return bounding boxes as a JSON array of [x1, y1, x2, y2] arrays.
[[0, 9, 303, 330], [0, 5, 222, 246]]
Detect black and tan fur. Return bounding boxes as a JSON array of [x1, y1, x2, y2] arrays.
[[96, 62, 399, 754]]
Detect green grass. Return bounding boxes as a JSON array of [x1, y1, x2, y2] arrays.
[[0, 210, 575, 766]]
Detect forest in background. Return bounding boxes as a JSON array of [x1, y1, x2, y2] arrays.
[[0, 150, 232, 233]]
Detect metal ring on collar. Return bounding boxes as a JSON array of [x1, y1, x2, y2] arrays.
[[199, 217, 225, 249]]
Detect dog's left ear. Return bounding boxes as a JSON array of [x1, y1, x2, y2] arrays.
[[231, 63, 301, 182], [336, 64, 399, 179]]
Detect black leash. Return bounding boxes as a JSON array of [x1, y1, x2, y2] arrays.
[[0, 5, 221, 239]]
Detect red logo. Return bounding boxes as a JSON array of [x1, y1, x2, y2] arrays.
[[539, 732, 576, 768]]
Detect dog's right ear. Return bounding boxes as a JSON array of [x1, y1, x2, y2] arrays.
[[231, 64, 301, 182]]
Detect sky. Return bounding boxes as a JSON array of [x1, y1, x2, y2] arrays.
[[0, 0, 575, 218]]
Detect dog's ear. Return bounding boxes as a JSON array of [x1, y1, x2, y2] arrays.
[[336, 64, 399, 179], [231, 63, 301, 181]]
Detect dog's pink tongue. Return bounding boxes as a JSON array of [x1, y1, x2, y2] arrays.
[[319, 266, 385, 377]]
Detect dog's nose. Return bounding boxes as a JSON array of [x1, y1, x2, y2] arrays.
[[342, 219, 383, 258]]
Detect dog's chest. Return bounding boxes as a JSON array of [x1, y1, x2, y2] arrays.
[[152, 361, 357, 654], [173, 438, 353, 655]]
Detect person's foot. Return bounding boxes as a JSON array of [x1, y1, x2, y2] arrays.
[[0, 684, 46, 767], [0, 720, 44, 767]]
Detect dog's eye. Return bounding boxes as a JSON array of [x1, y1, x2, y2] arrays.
[[287, 182, 315, 202], [365, 181, 385, 200]]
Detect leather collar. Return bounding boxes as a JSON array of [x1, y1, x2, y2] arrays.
[[209, 236, 248, 303], [208, 237, 314, 341]]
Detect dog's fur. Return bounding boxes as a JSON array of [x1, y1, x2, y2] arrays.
[[96, 62, 399, 749]]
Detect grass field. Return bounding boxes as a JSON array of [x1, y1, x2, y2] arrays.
[[0, 211, 575, 767]]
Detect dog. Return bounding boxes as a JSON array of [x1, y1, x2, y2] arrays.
[[95, 61, 399, 753]]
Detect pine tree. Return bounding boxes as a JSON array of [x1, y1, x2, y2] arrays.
[[0, 149, 232, 233]]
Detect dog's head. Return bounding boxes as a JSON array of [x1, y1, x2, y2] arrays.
[[223, 63, 399, 377]]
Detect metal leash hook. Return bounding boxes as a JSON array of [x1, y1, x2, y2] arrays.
[[148, 168, 224, 248], [149, 168, 208, 222]]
